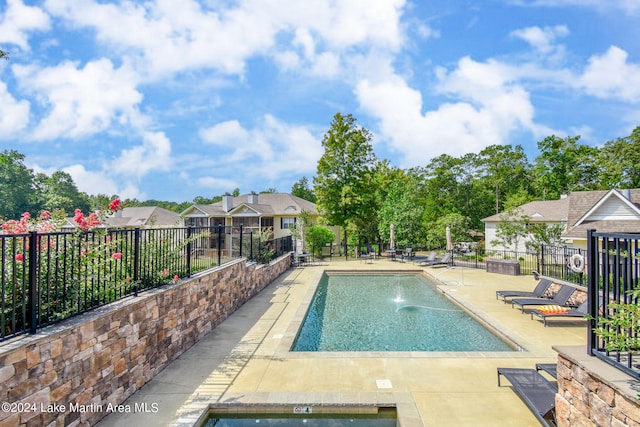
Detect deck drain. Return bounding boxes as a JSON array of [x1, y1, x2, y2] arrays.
[[376, 379, 393, 389]]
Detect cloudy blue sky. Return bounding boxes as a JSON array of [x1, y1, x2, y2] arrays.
[[1, 0, 639, 202]]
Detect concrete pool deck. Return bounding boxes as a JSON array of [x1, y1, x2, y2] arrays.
[[96, 257, 587, 427]]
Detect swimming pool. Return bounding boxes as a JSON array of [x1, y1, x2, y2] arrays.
[[291, 272, 515, 352]]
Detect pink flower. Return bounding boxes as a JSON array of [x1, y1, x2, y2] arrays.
[[15, 253, 24, 262], [112, 252, 122, 260], [172, 275, 179, 283], [21, 212, 31, 220], [40, 211, 51, 220], [161, 269, 170, 276], [109, 198, 121, 211]]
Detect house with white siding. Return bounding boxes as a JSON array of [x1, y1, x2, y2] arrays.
[[483, 189, 640, 251]]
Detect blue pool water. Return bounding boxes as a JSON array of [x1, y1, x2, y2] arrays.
[[291, 273, 514, 352]]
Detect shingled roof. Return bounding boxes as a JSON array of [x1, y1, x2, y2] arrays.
[[482, 197, 570, 223], [483, 189, 640, 242], [182, 193, 317, 217], [563, 189, 640, 239]]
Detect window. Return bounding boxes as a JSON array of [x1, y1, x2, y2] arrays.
[[281, 217, 297, 230]]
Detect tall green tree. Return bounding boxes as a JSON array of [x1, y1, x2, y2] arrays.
[[291, 176, 316, 202], [476, 144, 532, 214], [377, 171, 425, 249], [597, 126, 640, 189], [313, 113, 378, 253], [533, 135, 600, 199], [35, 171, 91, 215], [0, 48, 8, 60], [0, 150, 37, 219]]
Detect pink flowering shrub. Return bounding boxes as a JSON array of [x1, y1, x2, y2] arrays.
[[0, 198, 202, 337]]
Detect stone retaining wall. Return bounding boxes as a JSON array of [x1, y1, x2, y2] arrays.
[[0, 255, 291, 427], [555, 345, 640, 427]]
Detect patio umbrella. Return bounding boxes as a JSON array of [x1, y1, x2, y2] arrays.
[[446, 226, 453, 251], [390, 223, 395, 249]]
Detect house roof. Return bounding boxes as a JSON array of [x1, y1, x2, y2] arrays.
[[181, 193, 317, 217], [62, 206, 181, 229], [103, 206, 181, 227], [563, 189, 640, 239], [482, 197, 570, 223]]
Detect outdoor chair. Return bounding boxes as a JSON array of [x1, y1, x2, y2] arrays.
[[535, 363, 558, 379], [511, 285, 576, 313], [413, 251, 437, 264], [399, 247, 413, 262], [530, 300, 588, 327], [496, 278, 553, 303], [497, 367, 557, 427], [420, 252, 452, 267]]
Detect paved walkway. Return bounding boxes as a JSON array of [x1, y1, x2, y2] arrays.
[[97, 258, 587, 427]]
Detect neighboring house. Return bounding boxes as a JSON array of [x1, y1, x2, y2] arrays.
[[563, 188, 640, 249], [482, 197, 570, 252], [180, 192, 330, 254], [483, 189, 640, 251], [62, 206, 181, 229]]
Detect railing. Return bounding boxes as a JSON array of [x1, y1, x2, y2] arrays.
[[448, 245, 588, 285], [1, 225, 292, 341], [587, 230, 640, 379]]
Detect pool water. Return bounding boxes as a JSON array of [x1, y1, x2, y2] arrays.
[[202, 413, 396, 426], [291, 272, 514, 352]]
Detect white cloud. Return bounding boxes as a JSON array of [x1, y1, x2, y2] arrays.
[[355, 56, 545, 166], [197, 176, 238, 189], [61, 164, 121, 196], [199, 115, 322, 179], [199, 120, 250, 147], [510, 25, 569, 54], [13, 58, 142, 140], [576, 46, 640, 102], [0, 81, 30, 136], [43, 0, 406, 80], [0, 0, 50, 51], [110, 131, 172, 177]]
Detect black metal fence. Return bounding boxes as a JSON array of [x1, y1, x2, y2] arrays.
[[587, 230, 640, 379], [448, 245, 588, 285], [0, 225, 292, 341]]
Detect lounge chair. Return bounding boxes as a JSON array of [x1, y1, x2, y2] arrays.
[[497, 367, 557, 427], [421, 252, 452, 267], [535, 363, 558, 379], [511, 285, 576, 313], [530, 300, 588, 327], [412, 251, 436, 264], [496, 278, 553, 303]]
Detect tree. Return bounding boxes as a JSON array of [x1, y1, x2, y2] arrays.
[[291, 177, 316, 202], [377, 171, 425, 248], [304, 225, 335, 257], [476, 144, 532, 214], [35, 171, 91, 215], [0, 48, 8, 60], [597, 126, 640, 189], [526, 223, 565, 253], [533, 135, 600, 199], [313, 113, 377, 255], [491, 207, 530, 254], [0, 150, 37, 219], [429, 213, 471, 250]]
